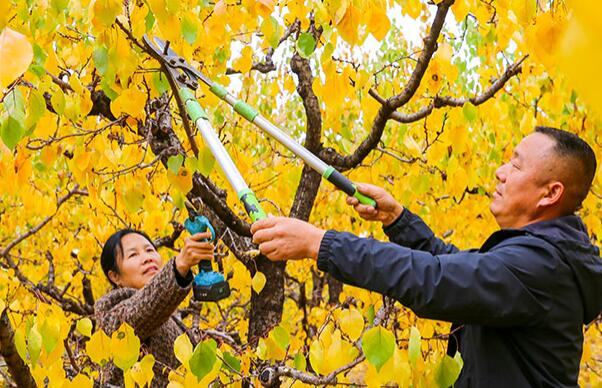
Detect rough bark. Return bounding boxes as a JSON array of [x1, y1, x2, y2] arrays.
[[0, 310, 36, 388]]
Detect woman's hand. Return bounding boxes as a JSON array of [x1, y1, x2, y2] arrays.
[[175, 232, 214, 277], [347, 183, 404, 227]]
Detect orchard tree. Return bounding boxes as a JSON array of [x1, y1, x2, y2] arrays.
[[0, 0, 600, 386]]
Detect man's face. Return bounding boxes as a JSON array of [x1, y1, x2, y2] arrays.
[[490, 133, 557, 229]]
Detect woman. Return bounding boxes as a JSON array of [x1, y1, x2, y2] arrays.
[[94, 228, 213, 387]]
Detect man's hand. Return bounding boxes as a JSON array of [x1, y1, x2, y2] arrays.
[[251, 217, 326, 261], [175, 232, 214, 276], [347, 183, 404, 227]]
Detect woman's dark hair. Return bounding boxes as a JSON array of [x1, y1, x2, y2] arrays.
[[101, 229, 155, 287]]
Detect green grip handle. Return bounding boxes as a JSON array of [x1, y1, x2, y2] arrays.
[[324, 168, 377, 208], [238, 189, 267, 222], [179, 87, 208, 121], [353, 189, 377, 207]]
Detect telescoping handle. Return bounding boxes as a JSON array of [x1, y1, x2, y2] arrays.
[[200, 81, 377, 208], [179, 87, 267, 223]]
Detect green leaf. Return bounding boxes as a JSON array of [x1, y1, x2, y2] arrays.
[[32, 44, 47, 66], [361, 326, 395, 372], [123, 186, 144, 213], [366, 305, 375, 326], [184, 155, 199, 172], [51, 0, 69, 13], [167, 154, 184, 173], [221, 351, 241, 373], [189, 339, 217, 381], [462, 102, 478, 123], [40, 319, 60, 354], [198, 146, 215, 176], [152, 71, 169, 95], [76, 317, 93, 338], [93, 46, 109, 75], [294, 353, 306, 371], [435, 353, 464, 388], [50, 89, 66, 114], [2, 115, 25, 150], [261, 16, 280, 48], [27, 325, 42, 365], [145, 9, 155, 31], [296, 32, 316, 59], [181, 14, 198, 45], [408, 326, 421, 365], [26, 89, 46, 130], [271, 326, 290, 350], [100, 78, 118, 100], [213, 47, 228, 64], [3, 87, 25, 120], [14, 328, 27, 362]]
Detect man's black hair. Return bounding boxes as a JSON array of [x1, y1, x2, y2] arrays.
[[535, 126, 597, 212], [100, 229, 155, 287]]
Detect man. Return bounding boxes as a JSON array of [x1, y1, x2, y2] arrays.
[[251, 127, 602, 387]]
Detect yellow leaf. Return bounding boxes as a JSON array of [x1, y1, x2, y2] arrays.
[[403, 134, 423, 158], [111, 322, 141, 371], [251, 271, 266, 294], [309, 323, 358, 375], [234, 46, 254, 74], [167, 167, 193, 194], [367, 7, 390, 41], [0, 1, 14, 31], [62, 373, 93, 388], [337, 307, 364, 341], [509, 0, 536, 27], [402, 0, 423, 19], [130, 354, 155, 387], [111, 87, 147, 120], [0, 28, 34, 90], [174, 333, 193, 366], [558, 2, 602, 113], [86, 329, 111, 366], [76, 318, 93, 338], [92, 0, 122, 30], [337, 4, 361, 45], [130, 3, 149, 39], [519, 112, 536, 136], [255, 0, 275, 17]]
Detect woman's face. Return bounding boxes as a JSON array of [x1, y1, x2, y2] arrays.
[[109, 233, 162, 289]]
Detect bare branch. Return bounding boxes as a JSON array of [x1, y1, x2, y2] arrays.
[[387, 0, 455, 110], [385, 55, 527, 123]]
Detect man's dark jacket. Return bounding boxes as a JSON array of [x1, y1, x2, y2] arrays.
[[317, 209, 602, 387]]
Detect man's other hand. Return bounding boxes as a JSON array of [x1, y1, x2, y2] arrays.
[[251, 217, 326, 261], [347, 183, 404, 227]]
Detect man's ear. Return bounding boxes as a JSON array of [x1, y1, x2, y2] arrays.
[[538, 181, 564, 208], [108, 270, 121, 287]]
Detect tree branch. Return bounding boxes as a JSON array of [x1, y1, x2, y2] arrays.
[[0, 310, 36, 388], [387, 0, 455, 110], [319, 0, 453, 170], [383, 55, 527, 123]]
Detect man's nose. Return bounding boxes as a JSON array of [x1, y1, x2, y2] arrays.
[[495, 163, 508, 182]]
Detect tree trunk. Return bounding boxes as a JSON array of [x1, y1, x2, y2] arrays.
[[0, 310, 35, 388]]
